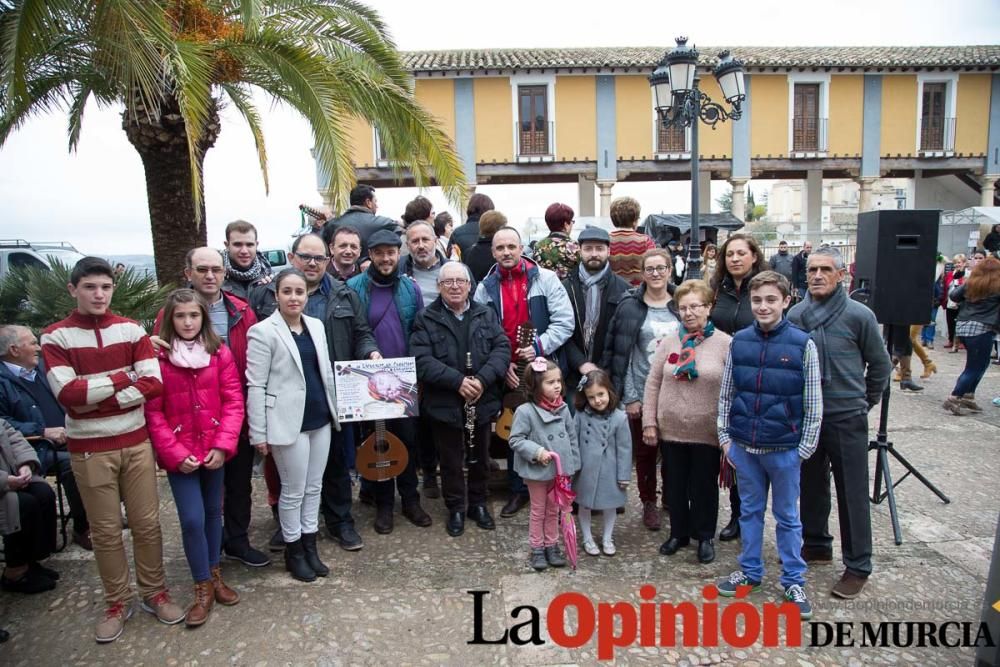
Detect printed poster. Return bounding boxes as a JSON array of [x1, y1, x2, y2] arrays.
[[333, 357, 419, 422]]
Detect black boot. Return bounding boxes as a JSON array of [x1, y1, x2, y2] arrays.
[[284, 538, 316, 582], [300, 532, 329, 577], [719, 516, 740, 542]]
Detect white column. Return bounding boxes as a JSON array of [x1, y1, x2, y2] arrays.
[[981, 175, 999, 207], [856, 177, 877, 213], [578, 175, 596, 217], [698, 170, 712, 213], [805, 169, 823, 244], [729, 178, 749, 222], [596, 181, 615, 217]]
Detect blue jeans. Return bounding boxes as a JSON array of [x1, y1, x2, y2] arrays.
[[167, 466, 225, 582], [730, 443, 807, 588], [921, 306, 938, 345], [952, 331, 995, 397]]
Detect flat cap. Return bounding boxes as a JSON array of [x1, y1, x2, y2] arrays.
[[577, 226, 610, 245], [367, 229, 402, 249]]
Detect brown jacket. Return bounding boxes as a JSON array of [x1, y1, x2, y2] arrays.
[[0, 419, 41, 535]]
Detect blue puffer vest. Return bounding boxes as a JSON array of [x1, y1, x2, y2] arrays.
[[347, 271, 420, 342], [728, 318, 810, 448]]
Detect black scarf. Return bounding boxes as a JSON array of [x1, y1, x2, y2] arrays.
[[368, 261, 399, 287]]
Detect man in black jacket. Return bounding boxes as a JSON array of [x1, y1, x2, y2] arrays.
[[561, 227, 629, 396], [449, 193, 495, 257], [321, 184, 400, 257], [411, 262, 511, 537], [791, 241, 813, 299]]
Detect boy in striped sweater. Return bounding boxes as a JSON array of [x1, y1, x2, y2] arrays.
[[41, 257, 184, 643]]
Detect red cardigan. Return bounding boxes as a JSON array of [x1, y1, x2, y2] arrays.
[[144, 345, 244, 473]]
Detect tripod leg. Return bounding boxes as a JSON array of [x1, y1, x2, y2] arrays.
[[878, 446, 903, 545], [886, 447, 951, 504], [870, 440, 886, 504]]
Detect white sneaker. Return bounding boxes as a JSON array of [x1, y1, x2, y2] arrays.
[[583, 539, 600, 556], [602, 539, 617, 557]]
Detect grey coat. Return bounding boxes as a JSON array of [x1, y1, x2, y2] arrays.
[[573, 408, 632, 510], [0, 419, 41, 535], [509, 403, 580, 482]]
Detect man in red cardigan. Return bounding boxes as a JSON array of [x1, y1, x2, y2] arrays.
[[41, 257, 184, 643]]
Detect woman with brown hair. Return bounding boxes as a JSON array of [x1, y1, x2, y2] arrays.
[[943, 257, 1000, 415]]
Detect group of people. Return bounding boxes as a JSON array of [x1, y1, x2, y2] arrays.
[[1, 183, 998, 643]]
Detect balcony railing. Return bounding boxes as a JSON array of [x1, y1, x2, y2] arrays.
[[920, 116, 956, 153], [792, 116, 828, 153], [516, 121, 553, 158]]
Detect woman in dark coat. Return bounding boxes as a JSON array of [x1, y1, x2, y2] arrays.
[[462, 210, 509, 283]]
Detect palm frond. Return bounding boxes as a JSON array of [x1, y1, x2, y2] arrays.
[[221, 82, 270, 193]]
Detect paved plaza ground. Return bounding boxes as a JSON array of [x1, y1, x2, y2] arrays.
[[1, 337, 998, 666]]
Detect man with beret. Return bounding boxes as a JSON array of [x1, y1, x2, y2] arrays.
[[347, 230, 432, 534], [561, 227, 630, 400]]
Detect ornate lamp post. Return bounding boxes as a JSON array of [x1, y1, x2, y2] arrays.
[[650, 38, 746, 279]]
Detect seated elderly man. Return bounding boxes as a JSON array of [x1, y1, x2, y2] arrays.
[[1, 419, 59, 594]]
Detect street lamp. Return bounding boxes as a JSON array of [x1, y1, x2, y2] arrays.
[[650, 37, 746, 279]]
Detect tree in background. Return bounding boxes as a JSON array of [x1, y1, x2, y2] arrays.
[[716, 186, 767, 221], [0, 1, 466, 285]]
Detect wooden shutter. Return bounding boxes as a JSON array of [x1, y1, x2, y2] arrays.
[[518, 86, 548, 155], [920, 83, 946, 151], [657, 121, 686, 153], [793, 84, 819, 151]]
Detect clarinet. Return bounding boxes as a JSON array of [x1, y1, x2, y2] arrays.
[[464, 352, 478, 465]]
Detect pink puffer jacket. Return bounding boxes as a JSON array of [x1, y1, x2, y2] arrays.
[[144, 345, 244, 473]]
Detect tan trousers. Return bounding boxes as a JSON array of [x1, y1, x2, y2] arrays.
[[909, 324, 932, 367], [70, 441, 166, 605]]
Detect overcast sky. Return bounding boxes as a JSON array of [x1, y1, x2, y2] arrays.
[[1, 0, 998, 254]]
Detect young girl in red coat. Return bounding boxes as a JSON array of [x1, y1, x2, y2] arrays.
[[145, 289, 244, 628]]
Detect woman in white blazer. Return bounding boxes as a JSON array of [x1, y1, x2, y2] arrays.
[[246, 270, 339, 583]]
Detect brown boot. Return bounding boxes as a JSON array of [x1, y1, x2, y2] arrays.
[[960, 394, 983, 413], [185, 580, 215, 628], [210, 567, 240, 606], [920, 361, 937, 379]]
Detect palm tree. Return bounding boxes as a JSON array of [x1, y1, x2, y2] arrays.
[[0, 1, 465, 285]]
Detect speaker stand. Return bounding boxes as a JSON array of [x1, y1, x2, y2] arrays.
[[869, 324, 951, 545]]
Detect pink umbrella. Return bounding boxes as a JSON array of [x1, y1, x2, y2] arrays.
[[547, 452, 578, 569]]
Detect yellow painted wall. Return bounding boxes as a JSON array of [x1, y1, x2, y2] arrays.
[[955, 74, 991, 155], [473, 77, 513, 163], [345, 115, 374, 167], [615, 75, 654, 159], [828, 75, 863, 155], [555, 75, 596, 160], [696, 76, 732, 158], [749, 75, 788, 157], [880, 75, 917, 156], [414, 79, 456, 141]]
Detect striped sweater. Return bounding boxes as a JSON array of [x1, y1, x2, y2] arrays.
[[41, 310, 162, 453], [609, 229, 656, 287]]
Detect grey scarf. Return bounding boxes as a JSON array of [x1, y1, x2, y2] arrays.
[[579, 262, 609, 353], [797, 285, 848, 387]]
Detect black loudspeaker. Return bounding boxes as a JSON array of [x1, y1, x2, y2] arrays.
[[853, 209, 940, 325]]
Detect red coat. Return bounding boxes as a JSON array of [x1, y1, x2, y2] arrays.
[[144, 345, 245, 473]]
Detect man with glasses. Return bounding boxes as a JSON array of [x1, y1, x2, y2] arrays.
[[411, 262, 510, 537]]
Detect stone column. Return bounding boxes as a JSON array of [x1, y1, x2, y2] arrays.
[[981, 175, 999, 207], [729, 178, 749, 222], [578, 175, 596, 217], [856, 177, 877, 213], [805, 169, 823, 244], [698, 171, 712, 213], [597, 181, 615, 217]]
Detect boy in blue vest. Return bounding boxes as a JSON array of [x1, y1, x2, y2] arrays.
[[714, 271, 822, 619]]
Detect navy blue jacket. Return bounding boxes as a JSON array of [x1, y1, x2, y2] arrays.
[[0, 362, 63, 437], [727, 319, 810, 448]]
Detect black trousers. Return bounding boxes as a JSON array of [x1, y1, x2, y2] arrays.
[[417, 417, 439, 481], [800, 412, 873, 577], [431, 421, 490, 512], [663, 441, 721, 541], [890, 325, 912, 356], [362, 418, 420, 508], [320, 426, 356, 534], [222, 433, 254, 551], [36, 442, 88, 533], [3, 481, 56, 567]]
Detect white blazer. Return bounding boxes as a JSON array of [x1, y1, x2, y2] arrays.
[[246, 312, 339, 446]]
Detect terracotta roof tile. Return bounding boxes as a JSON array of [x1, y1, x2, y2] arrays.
[[401, 46, 1000, 72]]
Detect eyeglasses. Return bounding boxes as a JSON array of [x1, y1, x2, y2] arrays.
[[294, 252, 329, 264], [193, 266, 225, 275], [438, 278, 469, 287], [643, 265, 669, 275], [677, 303, 708, 314]]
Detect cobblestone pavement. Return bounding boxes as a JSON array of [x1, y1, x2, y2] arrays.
[[1, 339, 998, 666]]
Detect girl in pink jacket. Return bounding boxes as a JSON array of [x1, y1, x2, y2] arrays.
[[144, 289, 244, 628]]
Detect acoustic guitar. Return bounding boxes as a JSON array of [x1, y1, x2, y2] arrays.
[[355, 420, 409, 482], [494, 322, 536, 442]]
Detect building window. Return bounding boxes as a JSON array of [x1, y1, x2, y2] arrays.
[[792, 83, 827, 152], [919, 82, 955, 152], [517, 85, 551, 156], [657, 121, 688, 154], [373, 128, 388, 164]]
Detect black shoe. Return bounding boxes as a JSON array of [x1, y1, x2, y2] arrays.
[[545, 545, 567, 568], [402, 501, 433, 528], [328, 524, 364, 551], [801, 545, 834, 562], [658, 536, 690, 556], [0, 627, 8, 643], [423, 477, 441, 499], [268, 528, 285, 552], [374, 505, 394, 534], [300, 533, 329, 577], [697, 539, 716, 564], [283, 539, 316, 582], [1, 570, 56, 594], [446, 511, 465, 537], [500, 494, 529, 518], [271, 504, 279, 523], [719, 517, 740, 542], [359, 487, 375, 507], [467, 505, 496, 530], [224, 545, 271, 567], [900, 379, 924, 392], [29, 562, 60, 581]]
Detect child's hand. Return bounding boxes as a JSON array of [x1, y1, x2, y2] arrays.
[[536, 450, 553, 465], [618, 481, 629, 490], [202, 448, 226, 470], [178, 455, 201, 474]]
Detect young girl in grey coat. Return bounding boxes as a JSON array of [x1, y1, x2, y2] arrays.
[[573, 370, 631, 557], [509, 358, 581, 571]]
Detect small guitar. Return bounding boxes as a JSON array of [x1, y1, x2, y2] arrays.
[[356, 421, 409, 482], [299, 203, 328, 223], [494, 322, 537, 442]]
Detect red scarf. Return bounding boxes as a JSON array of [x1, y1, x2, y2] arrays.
[[499, 260, 530, 361], [538, 395, 565, 413]]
